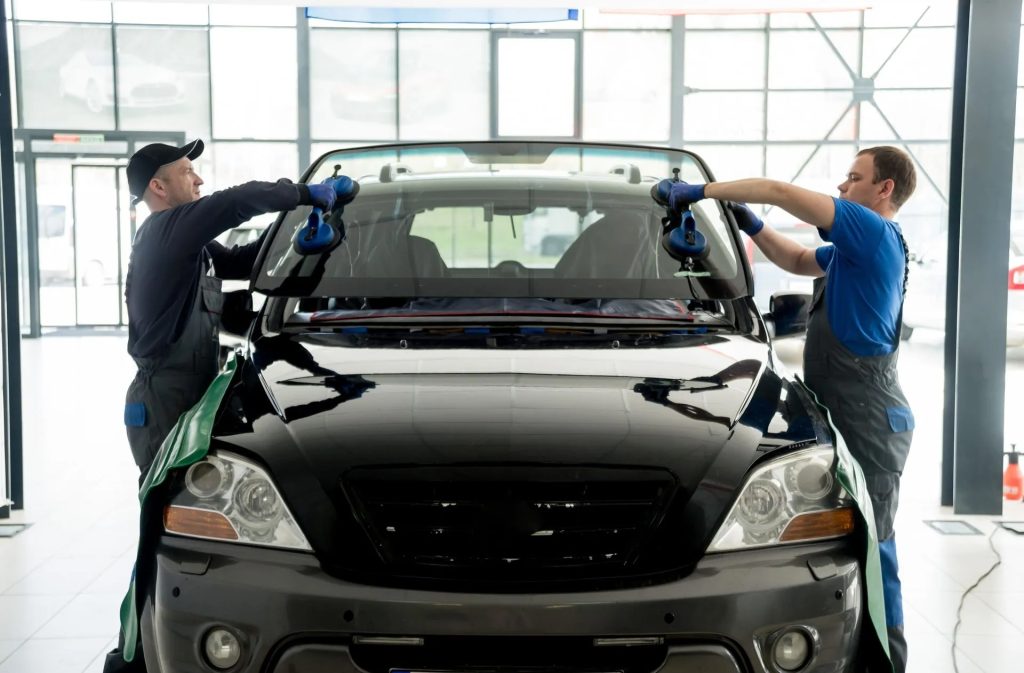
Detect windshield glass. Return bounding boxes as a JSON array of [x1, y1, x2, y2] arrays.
[[255, 142, 747, 306]]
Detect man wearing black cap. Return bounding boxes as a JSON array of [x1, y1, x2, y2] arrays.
[[104, 140, 337, 672], [122, 139, 336, 479]]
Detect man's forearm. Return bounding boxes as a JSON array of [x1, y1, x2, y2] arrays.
[[750, 225, 822, 277], [705, 179, 785, 205]]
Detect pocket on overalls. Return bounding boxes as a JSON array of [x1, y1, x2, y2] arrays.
[[886, 406, 914, 433], [125, 399, 160, 470], [865, 471, 900, 541], [124, 402, 147, 427], [201, 286, 224, 317]]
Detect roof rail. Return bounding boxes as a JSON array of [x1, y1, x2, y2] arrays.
[[609, 163, 642, 184], [380, 162, 414, 183]]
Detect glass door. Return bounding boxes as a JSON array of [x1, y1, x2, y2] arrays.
[[16, 131, 185, 336], [35, 157, 77, 327], [70, 164, 124, 326]]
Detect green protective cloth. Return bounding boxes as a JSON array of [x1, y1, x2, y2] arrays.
[[118, 353, 240, 663], [114, 356, 889, 670], [798, 378, 892, 672]]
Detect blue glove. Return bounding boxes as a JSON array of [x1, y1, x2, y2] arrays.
[[668, 182, 706, 211], [307, 183, 337, 212], [727, 201, 764, 236], [651, 179, 706, 211]]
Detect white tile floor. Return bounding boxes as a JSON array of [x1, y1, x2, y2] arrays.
[[0, 331, 1022, 673]]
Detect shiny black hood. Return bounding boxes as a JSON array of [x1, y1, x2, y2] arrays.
[[213, 330, 823, 589]]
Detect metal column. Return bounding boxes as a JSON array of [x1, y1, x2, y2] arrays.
[[297, 8, 311, 171], [952, 0, 1021, 514], [0, 0, 24, 514], [669, 16, 684, 149], [942, 0, 970, 507]]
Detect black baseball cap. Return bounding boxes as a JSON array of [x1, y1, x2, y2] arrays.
[[127, 139, 204, 204]]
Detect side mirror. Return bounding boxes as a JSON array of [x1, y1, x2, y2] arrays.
[[764, 291, 811, 339]]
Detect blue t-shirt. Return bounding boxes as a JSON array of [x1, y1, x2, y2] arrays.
[[812, 198, 906, 356]]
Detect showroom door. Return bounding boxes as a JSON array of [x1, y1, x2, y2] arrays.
[[69, 164, 128, 326], [16, 130, 185, 336]]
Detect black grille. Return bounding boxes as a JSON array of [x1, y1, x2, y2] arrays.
[[350, 636, 671, 673], [343, 466, 677, 579]]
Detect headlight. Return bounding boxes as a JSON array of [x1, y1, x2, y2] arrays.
[[164, 452, 312, 551], [707, 446, 854, 552]]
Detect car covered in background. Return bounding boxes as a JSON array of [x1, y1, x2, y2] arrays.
[[58, 50, 184, 113], [133, 142, 875, 673], [902, 237, 1024, 345]]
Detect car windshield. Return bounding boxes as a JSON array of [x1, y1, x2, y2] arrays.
[[254, 142, 748, 317]]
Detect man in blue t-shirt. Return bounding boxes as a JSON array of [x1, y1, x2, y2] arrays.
[[659, 146, 917, 673]]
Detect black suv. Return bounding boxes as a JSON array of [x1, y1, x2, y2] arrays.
[[133, 142, 865, 673]]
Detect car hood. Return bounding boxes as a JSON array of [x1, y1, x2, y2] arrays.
[[216, 331, 816, 586], [245, 333, 783, 466]]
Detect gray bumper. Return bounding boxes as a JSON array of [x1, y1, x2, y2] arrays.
[[142, 536, 862, 673]]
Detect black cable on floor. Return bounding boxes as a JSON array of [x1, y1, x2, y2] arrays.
[[950, 524, 1019, 673]]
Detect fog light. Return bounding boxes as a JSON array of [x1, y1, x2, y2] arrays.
[[203, 628, 241, 670], [772, 628, 811, 671]]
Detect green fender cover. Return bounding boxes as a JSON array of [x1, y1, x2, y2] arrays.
[[115, 357, 891, 672], [119, 354, 239, 662], [798, 378, 892, 672]]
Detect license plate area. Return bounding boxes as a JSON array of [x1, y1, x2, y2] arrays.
[[352, 636, 662, 673]]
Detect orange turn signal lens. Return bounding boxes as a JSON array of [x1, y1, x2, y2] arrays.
[[164, 505, 239, 541], [779, 507, 855, 542]]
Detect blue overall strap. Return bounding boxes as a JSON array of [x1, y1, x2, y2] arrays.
[[878, 536, 904, 627]]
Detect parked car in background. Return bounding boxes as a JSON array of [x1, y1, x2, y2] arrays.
[[135, 142, 871, 673], [902, 237, 1024, 345], [216, 222, 268, 364], [220, 222, 266, 250], [37, 203, 117, 286], [58, 49, 184, 113], [521, 206, 600, 258]]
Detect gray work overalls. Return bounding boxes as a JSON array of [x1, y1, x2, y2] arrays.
[[124, 256, 223, 478], [803, 275, 912, 673]]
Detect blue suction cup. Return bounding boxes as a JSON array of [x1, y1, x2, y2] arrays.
[[293, 209, 342, 255], [661, 211, 709, 262]]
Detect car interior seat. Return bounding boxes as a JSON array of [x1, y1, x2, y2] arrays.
[[329, 216, 449, 280], [554, 212, 675, 279], [318, 222, 449, 312]]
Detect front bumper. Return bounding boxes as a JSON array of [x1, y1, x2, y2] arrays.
[[142, 536, 862, 673]]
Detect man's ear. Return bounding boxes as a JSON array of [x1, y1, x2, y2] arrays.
[[878, 178, 895, 200], [148, 177, 165, 199]]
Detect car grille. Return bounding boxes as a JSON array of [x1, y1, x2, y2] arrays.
[[349, 636, 672, 673], [343, 466, 677, 580]]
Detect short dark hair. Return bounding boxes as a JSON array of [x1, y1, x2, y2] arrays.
[[857, 146, 916, 210]]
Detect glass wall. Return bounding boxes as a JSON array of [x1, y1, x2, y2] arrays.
[[5, 2, 960, 327], [677, 7, 957, 313], [116, 25, 210, 138], [311, 28, 397, 140]]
